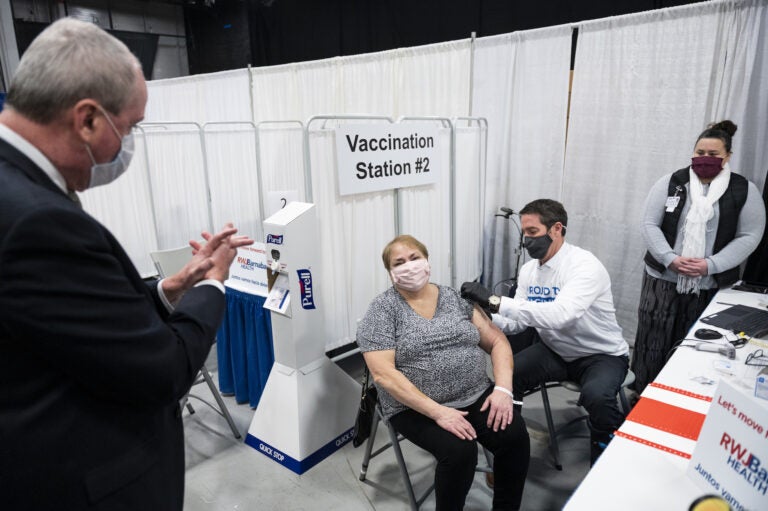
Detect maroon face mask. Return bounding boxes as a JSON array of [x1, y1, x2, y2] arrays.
[[691, 156, 723, 179]]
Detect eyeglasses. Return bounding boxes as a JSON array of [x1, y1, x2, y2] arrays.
[[745, 349, 768, 367]]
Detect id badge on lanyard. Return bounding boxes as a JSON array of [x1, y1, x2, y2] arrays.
[[665, 185, 683, 212]]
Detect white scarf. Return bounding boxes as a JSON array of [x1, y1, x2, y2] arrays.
[[677, 162, 731, 294]]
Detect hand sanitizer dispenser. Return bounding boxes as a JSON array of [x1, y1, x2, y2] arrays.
[[245, 202, 360, 474]]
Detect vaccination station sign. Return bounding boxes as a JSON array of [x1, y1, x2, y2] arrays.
[[335, 123, 440, 196]]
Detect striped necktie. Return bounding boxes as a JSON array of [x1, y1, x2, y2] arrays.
[[67, 190, 82, 209]]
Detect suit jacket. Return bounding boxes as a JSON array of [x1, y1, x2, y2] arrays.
[[0, 138, 224, 510]]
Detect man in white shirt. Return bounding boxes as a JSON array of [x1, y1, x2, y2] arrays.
[[462, 199, 629, 464]]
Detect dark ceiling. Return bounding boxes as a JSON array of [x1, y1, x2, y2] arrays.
[[185, 0, 704, 74], [7, 0, 707, 80]]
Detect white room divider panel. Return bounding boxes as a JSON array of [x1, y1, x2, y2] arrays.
[[255, 122, 307, 207], [471, 27, 572, 290], [305, 118, 397, 352], [396, 120, 454, 287], [81, 131, 159, 277], [305, 116, 487, 351], [453, 120, 487, 285], [203, 123, 263, 241], [87, 37, 476, 353], [249, 41, 474, 351], [142, 125, 212, 249], [391, 41, 473, 288]]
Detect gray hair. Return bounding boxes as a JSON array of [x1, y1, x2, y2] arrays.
[[6, 18, 141, 124]]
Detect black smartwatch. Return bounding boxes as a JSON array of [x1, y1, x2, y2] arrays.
[[488, 295, 501, 314]]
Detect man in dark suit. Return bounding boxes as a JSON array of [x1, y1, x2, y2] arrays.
[[0, 18, 252, 510]]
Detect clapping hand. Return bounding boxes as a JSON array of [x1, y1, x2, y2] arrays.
[[162, 223, 253, 304], [189, 223, 254, 282]]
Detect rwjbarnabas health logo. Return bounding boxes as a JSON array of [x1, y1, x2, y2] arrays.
[[720, 431, 767, 495]]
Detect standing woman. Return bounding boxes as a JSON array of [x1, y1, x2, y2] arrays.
[[631, 120, 766, 393]]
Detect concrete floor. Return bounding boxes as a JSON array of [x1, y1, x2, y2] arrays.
[[182, 353, 594, 511]]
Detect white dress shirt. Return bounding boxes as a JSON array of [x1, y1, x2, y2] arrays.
[[493, 242, 628, 361]]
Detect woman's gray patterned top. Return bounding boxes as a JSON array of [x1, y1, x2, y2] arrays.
[[356, 284, 491, 420]]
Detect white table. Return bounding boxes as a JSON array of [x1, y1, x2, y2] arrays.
[[564, 287, 768, 510]]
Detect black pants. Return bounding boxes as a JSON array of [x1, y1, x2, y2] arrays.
[[389, 385, 530, 511], [513, 341, 629, 434]]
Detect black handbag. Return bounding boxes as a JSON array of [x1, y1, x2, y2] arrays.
[[352, 367, 378, 447]]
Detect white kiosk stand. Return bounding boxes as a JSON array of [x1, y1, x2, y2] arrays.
[[244, 202, 361, 474]]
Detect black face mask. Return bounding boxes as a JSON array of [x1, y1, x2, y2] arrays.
[[523, 233, 553, 260]]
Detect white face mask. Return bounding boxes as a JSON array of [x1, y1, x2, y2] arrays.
[[84, 106, 134, 188], [390, 258, 431, 292]]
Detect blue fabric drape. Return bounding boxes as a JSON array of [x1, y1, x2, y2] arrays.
[[217, 287, 274, 408]]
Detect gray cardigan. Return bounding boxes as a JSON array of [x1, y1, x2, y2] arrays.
[[641, 170, 765, 289]]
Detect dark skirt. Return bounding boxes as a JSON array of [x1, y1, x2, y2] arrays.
[[630, 272, 717, 393]]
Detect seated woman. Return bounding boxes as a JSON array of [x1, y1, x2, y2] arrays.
[[357, 235, 530, 511]]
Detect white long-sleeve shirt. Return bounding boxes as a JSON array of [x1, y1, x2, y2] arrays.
[[493, 242, 628, 362]]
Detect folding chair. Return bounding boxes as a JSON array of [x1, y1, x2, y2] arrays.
[[150, 245, 241, 439], [526, 369, 635, 470], [358, 400, 493, 511]]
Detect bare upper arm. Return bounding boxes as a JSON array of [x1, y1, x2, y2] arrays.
[[362, 349, 396, 380], [471, 306, 506, 354]]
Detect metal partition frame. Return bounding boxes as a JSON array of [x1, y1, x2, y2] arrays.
[[396, 116, 456, 285], [202, 121, 264, 239], [139, 121, 215, 234], [304, 114, 395, 222], [255, 120, 305, 225], [303, 114, 487, 288], [136, 116, 487, 285], [452, 117, 489, 282], [133, 125, 162, 250]]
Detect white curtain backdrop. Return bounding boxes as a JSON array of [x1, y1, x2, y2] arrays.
[[394, 42, 471, 116], [249, 42, 472, 350], [706, 0, 768, 190], [145, 69, 252, 123], [564, 0, 768, 345], [143, 127, 211, 248], [251, 56, 397, 351], [256, 124, 308, 206], [454, 124, 487, 284], [398, 124, 453, 287], [251, 60, 340, 121], [203, 125, 263, 240], [80, 0, 768, 353], [339, 51, 397, 114], [394, 42, 474, 289], [81, 131, 158, 277], [471, 27, 573, 293], [306, 123, 397, 351]]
